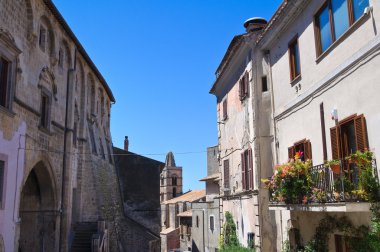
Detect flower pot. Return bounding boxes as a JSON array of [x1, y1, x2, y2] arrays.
[[330, 164, 341, 174]]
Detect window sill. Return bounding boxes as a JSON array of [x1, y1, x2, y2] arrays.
[[38, 125, 52, 136], [0, 106, 15, 118], [316, 13, 370, 64], [290, 75, 301, 86]]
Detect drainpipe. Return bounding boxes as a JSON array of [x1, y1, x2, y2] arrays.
[[202, 210, 205, 252], [59, 49, 76, 252]]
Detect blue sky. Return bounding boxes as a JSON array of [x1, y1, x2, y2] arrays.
[[53, 0, 283, 191]]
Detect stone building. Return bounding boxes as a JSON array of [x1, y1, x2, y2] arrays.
[[191, 146, 221, 252], [209, 0, 380, 251], [209, 17, 276, 251], [113, 136, 164, 251], [0, 0, 126, 251]]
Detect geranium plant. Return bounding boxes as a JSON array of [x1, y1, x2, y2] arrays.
[[263, 151, 312, 204]]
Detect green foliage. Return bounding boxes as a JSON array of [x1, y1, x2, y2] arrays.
[[220, 212, 255, 251], [223, 212, 238, 247]]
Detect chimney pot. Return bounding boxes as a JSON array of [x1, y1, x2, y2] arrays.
[[124, 136, 129, 151]]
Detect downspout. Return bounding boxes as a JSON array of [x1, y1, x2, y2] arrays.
[[202, 210, 205, 252], [59, 49, 76, 252]]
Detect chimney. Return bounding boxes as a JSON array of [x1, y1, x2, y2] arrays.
[[124, 136, 129, 151], [244, 17, 267, 33]]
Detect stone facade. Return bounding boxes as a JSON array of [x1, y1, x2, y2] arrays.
[[0, 0, 126, 251], [160, 151, 183, 202]]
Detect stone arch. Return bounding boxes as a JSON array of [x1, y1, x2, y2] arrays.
[[39, 66, 57, 99], [39, 15, 55, 57], [87, 74, 95, 115], [76, 59, 86, 137], [19, 160, 58, 252]]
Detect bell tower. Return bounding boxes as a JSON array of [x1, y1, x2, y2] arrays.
[[160, 151, 183, 202]]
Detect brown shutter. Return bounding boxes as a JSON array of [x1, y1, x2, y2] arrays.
[[354, 114, 368, 152], [288, 146, 295, 160], [241, 153, 246, 190], [304, 140, 312, 161], [224, 159, 229, 188], [330, 126, 340, 160], [248, 149, 253, 190]]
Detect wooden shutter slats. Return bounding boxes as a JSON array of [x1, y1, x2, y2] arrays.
[[354, 114, 368, 152], [330, 126, 340, 160], [241, 153, 246, 190], [248, 149, 253, 190], [304, 140, 312, 161], [288, 146, 295, 160], [224, 159, 229, 188]]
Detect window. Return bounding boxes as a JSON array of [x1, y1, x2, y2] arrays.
[[196, 215, 199, 228], [0, 161, 4, 208], [239, 72, 249, 100], [288, 139, 312, 161], [172, 176, 177, 186], [330, 114, 368, 160], [223, 159, 230, 189], [39, 25, 47, 52], [222, 99, 228, 120], [40, 93, 51, 129], [0, 57, 9, 108], [315, 0, 370, 56], [261, 76, 268, 92], [289, 37, 301, 81], [241, 149, 253, 190], [247, 233, 255, 249], [210, 215, 215, 232], [58, 48, 64, 69]]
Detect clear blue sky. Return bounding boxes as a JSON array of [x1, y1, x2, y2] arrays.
[[53, 0, 283, 191]]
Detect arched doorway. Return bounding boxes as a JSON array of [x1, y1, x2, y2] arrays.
[[19, 161, 58, 252]]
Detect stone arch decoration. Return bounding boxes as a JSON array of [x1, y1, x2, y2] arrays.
[[39, 15, 56, 58], [59, 39, 72, 69], [39, 66, 57, 100], [18, 160, 58, 252]]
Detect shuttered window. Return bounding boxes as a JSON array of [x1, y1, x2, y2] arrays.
[[0, 161, 4, 208], [239, 72, 249, 101], [288, 139, 312, 161], [330, 114, 368, 159], [288, 36, 301, 81], [223, 159, 230, 189], [241, 149, 254, 190], [40, 93, 51, 129]]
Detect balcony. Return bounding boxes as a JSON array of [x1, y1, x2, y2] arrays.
[[265, 151, 379, 212]]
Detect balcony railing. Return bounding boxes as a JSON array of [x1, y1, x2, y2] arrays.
[[269, 158, 378, 204]]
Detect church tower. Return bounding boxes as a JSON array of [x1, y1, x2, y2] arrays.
[[160, 151, 183, 202]]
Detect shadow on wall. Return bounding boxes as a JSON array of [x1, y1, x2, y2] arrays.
[[192, 240, 200, 252]]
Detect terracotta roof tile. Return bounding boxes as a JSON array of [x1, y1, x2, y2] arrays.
[[162, 189, 205, 204]]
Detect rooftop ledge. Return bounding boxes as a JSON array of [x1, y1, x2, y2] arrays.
[[268, 202, 371, 212]]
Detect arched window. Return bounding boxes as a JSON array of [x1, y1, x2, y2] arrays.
[[172, 176, 177, 186]]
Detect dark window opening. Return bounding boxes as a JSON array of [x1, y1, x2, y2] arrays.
[[0, 161, 4, 208], [262, 76, 268, 92], [40, 93, 50, 129], [196, 215, 199, 228], [58, 48, 64, 69], [173, 187, 176, 198], [39, 26, 47, 52], [210, 216, 215, 232], [172, 176, 177, 186], [222, 99, 228, 120], [0, 57, 9, 108]]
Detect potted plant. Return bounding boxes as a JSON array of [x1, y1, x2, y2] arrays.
[[326, 159, 341, 174]]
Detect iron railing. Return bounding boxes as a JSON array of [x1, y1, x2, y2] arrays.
[[269, 159, 378, 204]]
